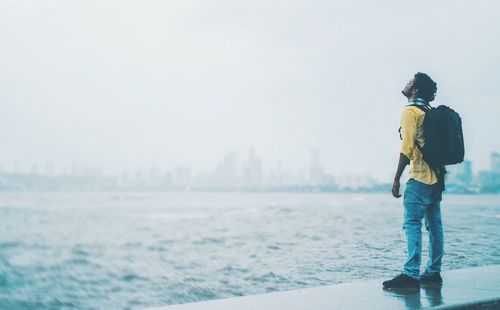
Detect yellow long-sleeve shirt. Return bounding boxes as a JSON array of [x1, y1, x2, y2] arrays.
[[400, 105, 438, 185]]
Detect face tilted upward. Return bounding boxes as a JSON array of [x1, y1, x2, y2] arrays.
[[402, 78, 415, 98]]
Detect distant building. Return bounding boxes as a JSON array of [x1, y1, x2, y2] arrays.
[[491, 152, 500, 174], [212, 151, 239, 189], [30, 164, 39, 175], [447, 159, 473, 188], [309, 148, 325, 184], [44, 162, 54, 176], [478, 152, 500, 193], [242, 147, 263, 189], [173, 166, 192, 190]]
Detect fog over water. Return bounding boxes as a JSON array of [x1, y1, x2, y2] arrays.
[[1, 1, 500, 178]]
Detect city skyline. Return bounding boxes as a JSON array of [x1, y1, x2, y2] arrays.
[[1, 147, 498, 179], [1, 149, 499, 193]]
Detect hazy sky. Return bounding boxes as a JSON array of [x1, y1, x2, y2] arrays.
[[1, 0, 499, 180]]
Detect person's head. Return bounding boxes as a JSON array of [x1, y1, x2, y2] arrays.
[[402, 72, 437, 102]]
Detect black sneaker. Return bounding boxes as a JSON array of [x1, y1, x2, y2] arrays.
[[420, 272, 442, 285], [383, 273, 420, 288]]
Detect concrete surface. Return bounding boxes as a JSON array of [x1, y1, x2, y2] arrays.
[[147, 265, 500, 310]]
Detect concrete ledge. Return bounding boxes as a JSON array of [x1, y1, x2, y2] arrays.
[[148, 265, 500, 310], [429, 297, 500, 310]]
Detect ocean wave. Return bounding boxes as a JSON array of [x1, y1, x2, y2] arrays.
[[0, 192, 498, 308]]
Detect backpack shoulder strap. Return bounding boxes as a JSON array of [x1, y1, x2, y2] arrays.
[[407, 104, 430, 153], [409, 104, 432, 113]]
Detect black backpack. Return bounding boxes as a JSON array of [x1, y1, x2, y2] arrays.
[[411, 104, 465, 170]]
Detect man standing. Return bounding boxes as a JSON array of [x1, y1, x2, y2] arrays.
[[383, 72, 444, 288]]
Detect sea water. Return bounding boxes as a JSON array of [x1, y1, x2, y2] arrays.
[[1, 192, 499, 309]]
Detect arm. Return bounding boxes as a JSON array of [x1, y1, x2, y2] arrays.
[[392, 108, 416, 198], [392, 153, 410, 198]]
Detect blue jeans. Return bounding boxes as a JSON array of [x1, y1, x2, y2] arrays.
[[403, 179, 444, 280]]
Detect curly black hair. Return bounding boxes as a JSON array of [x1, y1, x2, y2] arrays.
[[413, 72, 437, 102]]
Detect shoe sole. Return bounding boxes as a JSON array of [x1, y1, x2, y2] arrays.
[[420, 282, 443, 286], [383, 283, 420, 288], [420, 278, 443, 285]]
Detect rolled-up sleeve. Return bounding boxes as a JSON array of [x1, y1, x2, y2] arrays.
[[400, 108, 417, 159]]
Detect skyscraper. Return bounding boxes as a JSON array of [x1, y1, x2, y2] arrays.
[[447, 159, 472, 187], [491, 152, 500, 174], [309, 148, 325, 184], [213, 151, 239, 189], [243, 147, 263, 189]]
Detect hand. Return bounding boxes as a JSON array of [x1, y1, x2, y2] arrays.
[[392, 180, 402, 198]]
